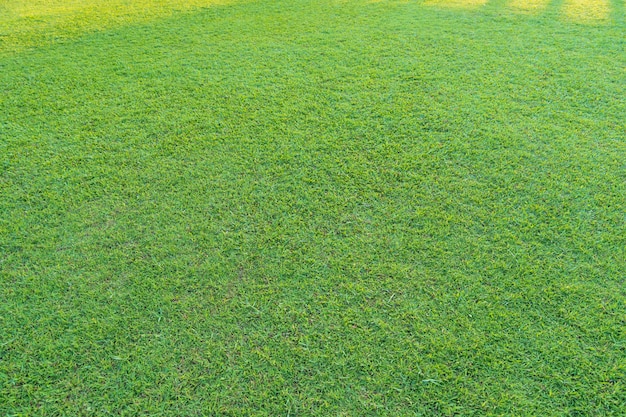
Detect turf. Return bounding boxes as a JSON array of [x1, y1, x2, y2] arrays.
[[1, 0, 625, 415]]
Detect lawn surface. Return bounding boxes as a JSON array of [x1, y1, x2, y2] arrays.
[[1, 0, 625, 415]]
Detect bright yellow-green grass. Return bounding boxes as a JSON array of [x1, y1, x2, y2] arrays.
[[0, 0, 229, 53], [1, 0, 625, 415]]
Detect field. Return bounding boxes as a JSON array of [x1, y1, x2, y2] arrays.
[[1, 0, 625, 415]]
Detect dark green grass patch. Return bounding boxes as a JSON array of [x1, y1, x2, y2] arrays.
[[1, 0, 625, 415]]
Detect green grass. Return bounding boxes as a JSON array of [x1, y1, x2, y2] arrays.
[[0, 0, 229, 54], [1, 0, 625, 415]]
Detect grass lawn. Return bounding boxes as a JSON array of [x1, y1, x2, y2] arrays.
[[1, 0, 625, 415]]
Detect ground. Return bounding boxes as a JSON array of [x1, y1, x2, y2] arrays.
[[0, 0, 625, 415]]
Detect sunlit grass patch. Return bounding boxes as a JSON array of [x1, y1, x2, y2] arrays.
[[0, 0, 230, 53], [562, 0, 611, 22], [423, 0, 488, 9], [508, 0, 549, 14]]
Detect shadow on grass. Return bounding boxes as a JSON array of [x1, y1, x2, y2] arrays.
[[610, 0, 625, 22], [0, 0, 233, 54]]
